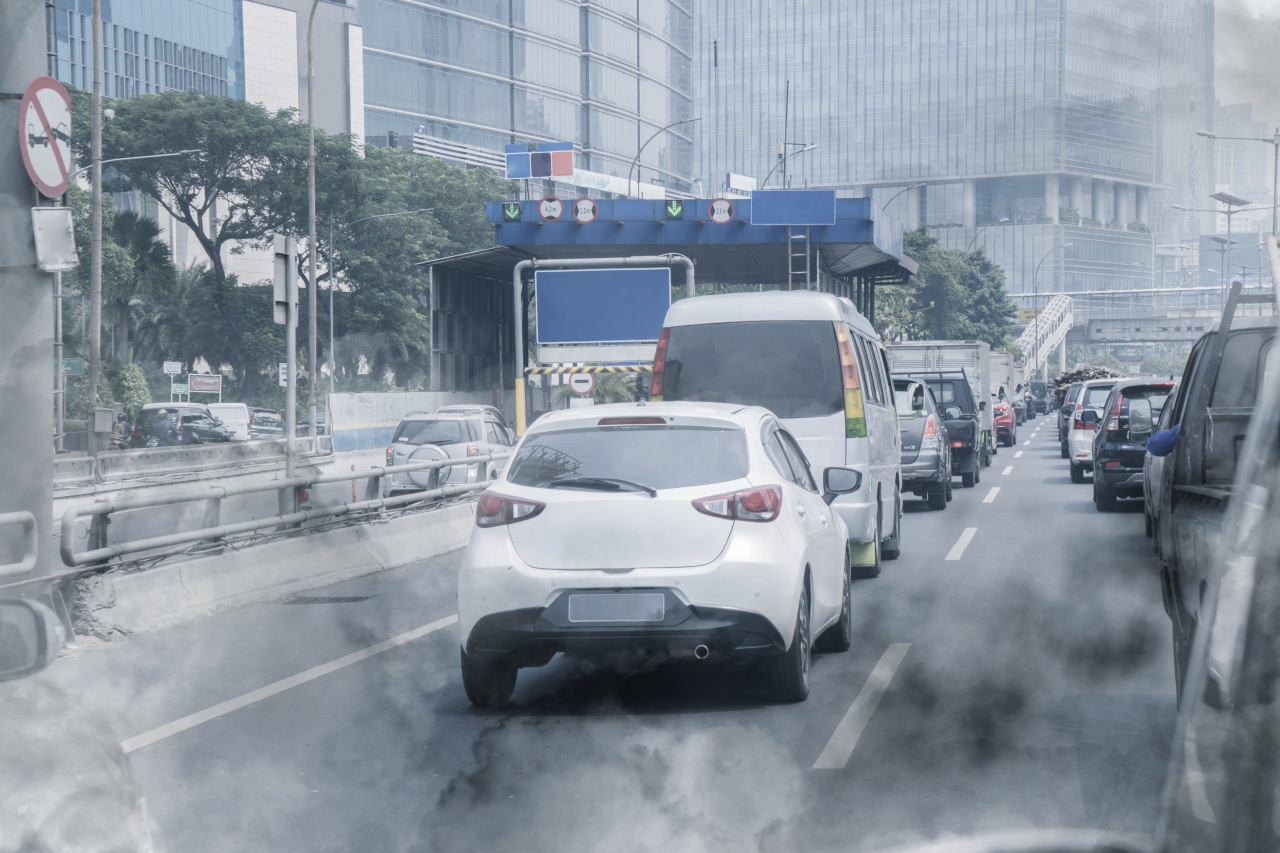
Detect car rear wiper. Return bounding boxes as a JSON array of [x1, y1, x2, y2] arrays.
[[546, 477, 657, 497]]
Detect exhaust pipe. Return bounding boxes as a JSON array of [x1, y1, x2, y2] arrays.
[[694, 644, 710, 660]]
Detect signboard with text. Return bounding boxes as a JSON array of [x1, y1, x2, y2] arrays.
[[188, 373, 222, 394]]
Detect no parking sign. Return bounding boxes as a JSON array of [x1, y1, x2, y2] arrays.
[[19, 77, 72, 198]]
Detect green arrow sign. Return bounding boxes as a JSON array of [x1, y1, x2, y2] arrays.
[[60, 357, 84, 376], [665, 199, 684, 220], [502, 202, 521, 222]]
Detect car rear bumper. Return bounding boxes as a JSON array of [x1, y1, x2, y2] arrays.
[[1069, 431, 1095, 466], [901, 452, 946, 486], [1097, 468, 1144, 495], [463, 592, 787, 665]]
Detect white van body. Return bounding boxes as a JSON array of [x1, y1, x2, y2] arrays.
[[654, 291, 902, 566], [207, 403, 251, 440], [885, 340, 994, 460]]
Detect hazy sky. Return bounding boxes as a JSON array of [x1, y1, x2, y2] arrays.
[[1216, 0, 1280, 132]]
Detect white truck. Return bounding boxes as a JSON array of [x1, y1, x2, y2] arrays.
[[989, 351, 1023, 423], [887, 341, 995, 485]]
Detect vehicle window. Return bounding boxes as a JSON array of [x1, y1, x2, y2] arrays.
[[1082, 385, 1115, 408], [879, 349, 896, 405], [1209, 331, 1270, 409], [856, 336, 885, 406], [760, 422, 796, 483], [137, 408, 179, 425], [394, 419, 464, 446], [466, 420, 481, 441], [1067, 383, 1082, 402], [659, 320, 844, 418], [777, 430, 818, 492], [507, 424, 749, 491], [1171, 339, 1207, 425], [484, 421, 499, 444]]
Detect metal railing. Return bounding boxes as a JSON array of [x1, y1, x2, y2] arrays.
[[54, 435, 334, 487], [1018, 294, 1073, 375], [59, 452, 511, 568], [0, 512, 38, 578]]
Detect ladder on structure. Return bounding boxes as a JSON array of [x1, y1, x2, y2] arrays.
[[788, 226, 810, 290]]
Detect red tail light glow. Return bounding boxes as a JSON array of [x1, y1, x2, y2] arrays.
[[1106, 399, 1122, 432], [692, 486, 782, 522], [467, 445, 480, 456], [649, 327, 671, 400], [476, 492, 546, 527], [385, 446, 395, 466], [922, 416, 940, 448]]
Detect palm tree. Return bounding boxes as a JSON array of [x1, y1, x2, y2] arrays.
[[110, 211, 176, 362]]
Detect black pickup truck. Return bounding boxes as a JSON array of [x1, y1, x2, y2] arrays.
[[1152, 283, 1277, 700]]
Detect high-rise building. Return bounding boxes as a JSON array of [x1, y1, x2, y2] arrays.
[[1210, 101, 1274, 236], [358, 0, 695, 195], [695, 0, 1211, 304]]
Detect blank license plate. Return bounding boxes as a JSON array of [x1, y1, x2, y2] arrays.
[[567, 593, 665, 623]]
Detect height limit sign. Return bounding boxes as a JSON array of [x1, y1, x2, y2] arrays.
[[19, 77, 72, 198]]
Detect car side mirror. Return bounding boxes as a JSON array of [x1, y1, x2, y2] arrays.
[[822, 467, 862, 505], [1081, 410, 1100, 426], [978, 401, 987, 411], [943, 406, 962, 419], [1128, 399, 1153, 436], [0, 598, 64, 684], [1061, 405, 1072, 415]]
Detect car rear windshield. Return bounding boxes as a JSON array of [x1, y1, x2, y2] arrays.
[[394, 419, 464, 446], [921, 380, 973, 411], [1123, 385, 1174, 411], [136, 408, 183, 425], [507, 425, 749, 491], [1030, 382, 1046, 394], [1210, 331, 1273, 409], [659, 321, 843, 419], [1082, 385, 1115, 408]]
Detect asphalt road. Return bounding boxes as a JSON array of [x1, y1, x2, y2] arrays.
[[38, 414, 1175, 853]]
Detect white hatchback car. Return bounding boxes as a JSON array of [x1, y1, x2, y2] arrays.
[[457, 401, 861, 708], [1066, 379, 1118, 483]]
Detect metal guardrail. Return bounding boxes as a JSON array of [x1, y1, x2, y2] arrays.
[[54, 436, 334, 487], [1017, 294, 1073, 375], [59, 452, 511, 568], [0, 512, 38, 578]]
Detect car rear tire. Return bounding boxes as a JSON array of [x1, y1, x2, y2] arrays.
[[1144, 509, 1153, 538], [815, 558, 852, 654], [882, 498, 901, 560], [961, 471, 975, 488], [768, 585, 812, 702], [1070, 463, 1084, 484], [1060, 441, 1069, 459], [945, 479, 953, 501], [460, 648, 517, 709], [927, 482, 947, 510], [1094, 480, 1117, 511]]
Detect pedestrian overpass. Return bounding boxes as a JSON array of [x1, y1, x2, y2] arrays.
[[1017, 294, 1074, 378]]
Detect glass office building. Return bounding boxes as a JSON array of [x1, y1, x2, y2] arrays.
[[360, 0, 695, 194], [45, 0, 244, 101], [693, 0, 1209, 299]]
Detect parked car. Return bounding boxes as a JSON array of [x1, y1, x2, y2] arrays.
[[893, 379, 951, 510], [382, 412, 511, 499], [435, 404, 512, 435], [1065, 379, 1119, 483], [992, 388, 1016, 446], [207, 403, 251, 440], [652, 290, 903, 573], [295, 411, 327, 436], [1057, 381, 1084, 458], [457, 401, 861, 708], [1148, 286, 1277, 698], [1091, 379, 1175, 511], [249, 407, 283, 438], [131, 403, 226, 446]]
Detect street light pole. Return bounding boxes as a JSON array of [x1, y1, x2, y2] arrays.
[[307, 0, 320, 438], [1198, 129, 1280, 245], [627, 117, 700, 198], [965, 217, 1010, 252], [89, 0, 102, 457], [1032, 242, 1072, 381], [759, 143, 819, 190]]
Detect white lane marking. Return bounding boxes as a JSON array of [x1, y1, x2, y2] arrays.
[[1002, 466, 1013, 475], [121, 613, 459, 754], [945, 527, 978, 560], [1023, 440, 1031, 445], [812, 643, 911, 769], [1014, 451, 1023, 458], [983, 487, 1000, 503]]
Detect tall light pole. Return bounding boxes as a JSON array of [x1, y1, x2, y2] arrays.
[[965, 217, 1010, 252], [760, 143, 818, 189], [307, 0, 320, 437], [89, 0, 102, 454], [1174, 193, 1261, 304], [1032, 242, 1072, 380], [627, 117, 700, 198], [325, 209, 432, 396], [1198, 129, 1280, 238]]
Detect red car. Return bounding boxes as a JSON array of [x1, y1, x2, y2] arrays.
[[992, 394, 1017, 447]]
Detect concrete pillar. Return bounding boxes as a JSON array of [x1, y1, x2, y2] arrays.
[[1135, 185, 1149, 225], [1108, 181, 1119, 225], [1116, 183, 1132, 229], [1091, 179, 1106, 223], [1059, 338, 1066, 372], [906, 184, 921, 230], [850, 185, 867, 199], [1044, 174, 1060, 222], [963, 179, 977, 228], [1070, 177, 1085, 219]]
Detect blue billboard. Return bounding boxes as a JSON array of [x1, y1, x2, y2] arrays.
[[750, 190, 837, 225], [535, 268, 671, 345]]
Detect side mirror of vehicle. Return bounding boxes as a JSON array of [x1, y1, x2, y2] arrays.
[[1061, 404, 1073, 415], [943, 406, 962, 419], [0, 598, 64, 684], [978, 401, 987, 411], [1081, 410, 1100, 426], [822, 467, 862, 505], [1128, 399, 1153, 436]]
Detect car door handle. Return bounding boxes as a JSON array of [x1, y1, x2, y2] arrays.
[[796, 505, 806, 517], [819, 514, 829, 527]]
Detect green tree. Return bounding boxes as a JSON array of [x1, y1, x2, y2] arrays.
[[110, 211, 177, 362], [111, 363, 152, 418], [63, 185, 132, 360]]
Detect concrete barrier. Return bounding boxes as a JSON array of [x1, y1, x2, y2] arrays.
[[67, 499, 477, 638], [329, 390, 514, 451]]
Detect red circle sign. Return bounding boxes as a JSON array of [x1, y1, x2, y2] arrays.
[[571, 198, 599, 224], [708, 198, 735, 224], [538, 196, 564, 222], [19, 77, 72, 198]]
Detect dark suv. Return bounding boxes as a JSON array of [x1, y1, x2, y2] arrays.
[[1028, 380, 1049, 415], [1091, 379, 1174, 511]]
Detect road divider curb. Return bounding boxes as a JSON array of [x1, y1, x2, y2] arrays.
[[68, 501, 477, 638]]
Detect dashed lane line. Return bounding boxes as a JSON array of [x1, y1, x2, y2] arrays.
[[945, 527, 978, 560], [1002, 466, 1013, 475], [812, 643, 912, 770], [983, 487, 1000, 503], [120, 613, 459, 754], [1023, 440, 1031, 445], [1014, 451, 1023, 458]]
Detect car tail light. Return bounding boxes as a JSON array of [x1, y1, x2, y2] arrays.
[[476, 491, 545, 527], [922, 416, 940, 449], [951, 440, 963, 448], [385, 446, 394, 466], [467, 445, 480, 456], [649, 327, 671, 400], [1106, 399, 1122, 432], [1104, 461, 1121, 468], [692, 485, 782, 522], [832, 322, 867, 438]]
